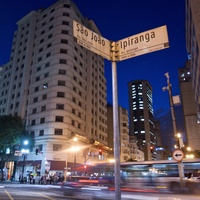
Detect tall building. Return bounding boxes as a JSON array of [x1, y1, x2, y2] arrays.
[[185, 0, 200, 151], [179, 63, 200, 151], [107, 105, 130, 162], [186, 0, 200, 121], [0, 0, 108, 177], [128, 80, 156, 160]]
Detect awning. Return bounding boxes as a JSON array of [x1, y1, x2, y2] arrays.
[[48, 160, 66, 171], [16, 160, 41, 168]]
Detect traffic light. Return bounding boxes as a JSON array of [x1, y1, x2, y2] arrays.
[[99, 149, 102, 155], [35, 148, 39, 155], [150, 146, 154, 153]]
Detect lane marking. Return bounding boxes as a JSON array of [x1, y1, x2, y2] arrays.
[[4, 189, 14, 200], [37, 193, 55, 200]]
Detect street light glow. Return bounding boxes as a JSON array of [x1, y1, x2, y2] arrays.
[[187, 147, 191, 151], [177, 133, 181, 138], [21, 149, 29, 154], [70, 146, 80, 152], [24, 140, 29, 145]]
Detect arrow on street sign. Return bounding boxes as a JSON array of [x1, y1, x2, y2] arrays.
[[175, 153, 182, 157]]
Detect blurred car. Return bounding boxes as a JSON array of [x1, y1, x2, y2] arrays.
[[61, 176, 113, 199]]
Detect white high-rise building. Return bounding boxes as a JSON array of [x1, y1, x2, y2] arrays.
[[0, 0, 108, 177]]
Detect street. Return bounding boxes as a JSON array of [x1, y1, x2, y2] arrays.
[[0, 182, 200, 200]]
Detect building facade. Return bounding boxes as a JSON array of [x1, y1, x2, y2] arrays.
[[186, 0, 200, 121], [107, 105, 130, 162], [0, 0, 109, 179], [128, 80, 156, 160], [179, 63, 200, 151]]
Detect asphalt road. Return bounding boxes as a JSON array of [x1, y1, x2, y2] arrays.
[[0, 182, 200, 200]]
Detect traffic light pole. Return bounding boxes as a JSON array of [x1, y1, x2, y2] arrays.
[[111, 61, 121, 200]]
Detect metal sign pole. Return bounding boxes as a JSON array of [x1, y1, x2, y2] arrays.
[[111, 61, 121, 200], [164, 73, 185, 187]]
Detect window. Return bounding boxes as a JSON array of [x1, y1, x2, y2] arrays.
[[45, 62, 50, 67], [58, 69, 66, 75], [42, 94, 47, 100], [61, 30, 68, 34], [63, 4, 70, 8], [34, 86, 39, 92], [39, 130, 44, 136], [62, 21, 69, 25], [57, 92, 65, 97], [53, 144, 62, 151], [40, 118, 45, 123], [63, 12, 69, 16], [54, 129, 63, 135], [46, 52, 51, 57], [31, 120, 36, 125], [38, 144, 43, 151], [43, 83, 48, 89], [59, 59, 67, 64], [32, 108, 37, 114], [58, 80, 65, 86], [47, 43, 51, 48], [44, 72, 49, 78], [56, 104, 64, 110], [60, 49, 67, 54], [49, 25, 53, 30], [33, 97, 38, 103], [55, 116, 63, 122], [41, 106, 46, 112], [61, 39, 68, 44]]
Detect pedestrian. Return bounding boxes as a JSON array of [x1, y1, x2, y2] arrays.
[[33, 175, 35, 184], [29, 174, 33, 184]]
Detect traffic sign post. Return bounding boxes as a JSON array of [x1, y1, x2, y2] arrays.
[[73, 20, 169, 200], [172, 149, 184, 162], [172, 149, 185, 188]]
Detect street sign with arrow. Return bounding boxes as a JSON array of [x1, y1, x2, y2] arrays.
[[172, 149, 184, 162]]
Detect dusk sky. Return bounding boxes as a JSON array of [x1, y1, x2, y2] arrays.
[[0, 0, 188, 115]]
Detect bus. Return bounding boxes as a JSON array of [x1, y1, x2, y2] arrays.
[[82, 158, 200, 193]]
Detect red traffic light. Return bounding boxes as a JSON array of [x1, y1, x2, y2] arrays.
[[99, 149, 102, 155], [150, 146, 154, 153]]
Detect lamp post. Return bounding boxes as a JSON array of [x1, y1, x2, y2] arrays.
[[20, 140, 29, 183]]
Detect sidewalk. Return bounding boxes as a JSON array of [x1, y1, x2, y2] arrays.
[[0, 180, 61, 188]]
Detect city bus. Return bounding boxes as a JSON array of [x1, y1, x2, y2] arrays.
[[81, 158, 200, 193]]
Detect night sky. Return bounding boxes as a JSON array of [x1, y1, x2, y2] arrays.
[[0, 0, 188, 116]]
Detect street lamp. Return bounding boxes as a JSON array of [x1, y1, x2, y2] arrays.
[[20, 140, 29, 183]]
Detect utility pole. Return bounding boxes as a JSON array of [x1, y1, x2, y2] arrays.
[[163, 72, 185, 187]]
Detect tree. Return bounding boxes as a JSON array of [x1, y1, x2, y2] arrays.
[[0, 115, 34, 180]]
